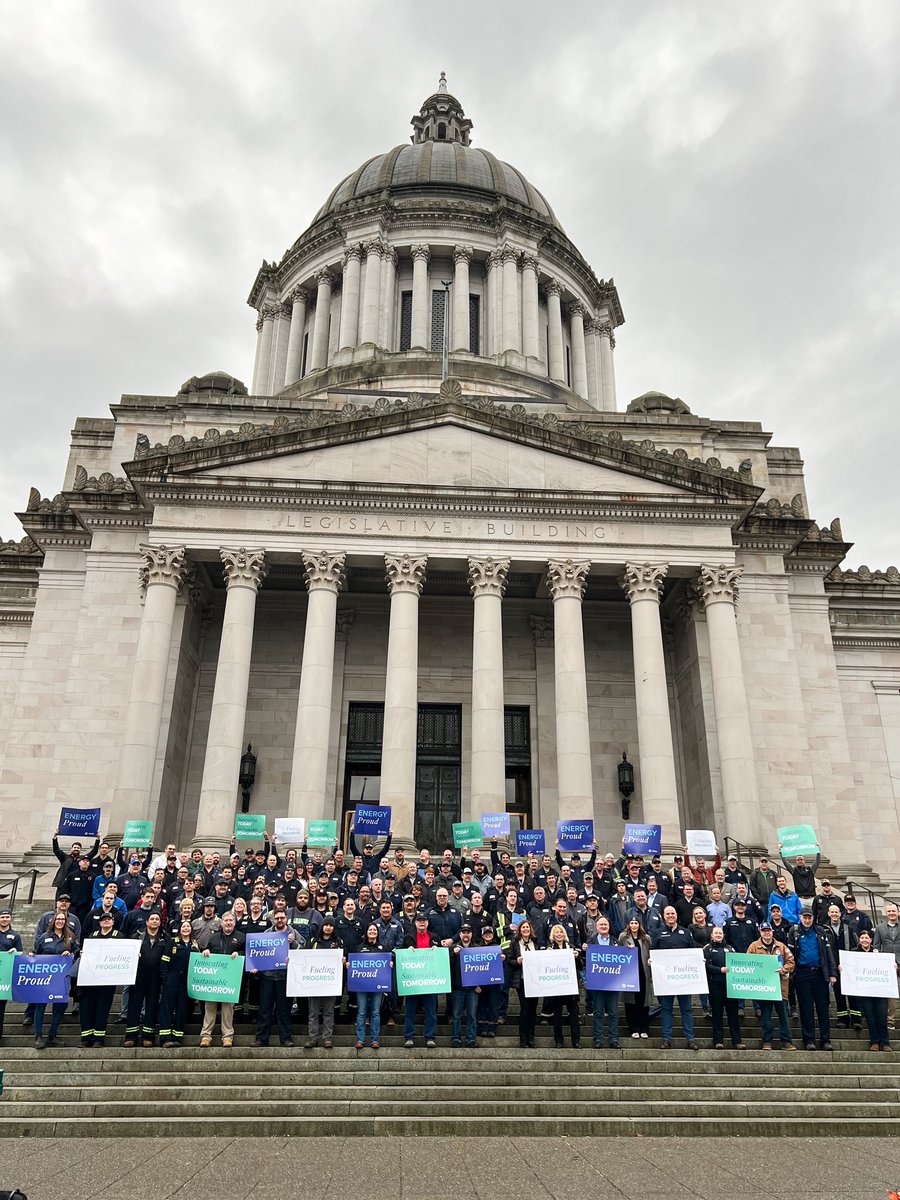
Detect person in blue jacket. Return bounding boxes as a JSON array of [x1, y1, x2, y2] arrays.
[[768, 878, 802, 924]]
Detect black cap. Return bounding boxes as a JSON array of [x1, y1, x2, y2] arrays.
[[844, 894, 857, 902], [98, 911, 115, 921], [460, 924, 473, 933], [202, 897, 216, 907], [57, 893, 71, 902]]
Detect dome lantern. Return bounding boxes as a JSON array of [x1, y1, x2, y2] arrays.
[[410, 72, 473, 146]]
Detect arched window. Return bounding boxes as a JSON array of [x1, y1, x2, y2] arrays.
[[437, 122, 447, 140]]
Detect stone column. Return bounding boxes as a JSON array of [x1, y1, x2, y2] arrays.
[[621, 562, 681, 845], [486, 248, 503, 356], [110, 546, 187, 831], [308, 269, 334, 371], [468, 557, 510, 814], [380, 553, 427, 844], [250, 314, 265, 394], [521, 254, 540, 360], [584, 318, 602, 409], [359, 239, 383, 345], [338, 246, 362, 349], [193, 549, 267, 848], [288, 552, 346, 821], [284, 286, 309, 386], [254, 305, 276, 394], [452, 245, 472, 352], [269, 301, 292, 393], [697, 564, 761, 847], [546, 280, 565, 382], [597, 321, 617, 410], [547, 559, 593, 820], [501, 246, 520, 353], [378, 247, 397, 349], [569, 301, 588, 398], [410, 245, 430, 350]]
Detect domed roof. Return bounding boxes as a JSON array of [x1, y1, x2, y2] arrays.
[[312, 76, 563, 232]]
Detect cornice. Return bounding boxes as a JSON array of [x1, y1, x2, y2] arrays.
[[832, 635, 900, 650]]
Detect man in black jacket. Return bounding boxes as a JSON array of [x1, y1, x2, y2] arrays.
[[651, 907, 699, 1050], [780, 851, 820, 899], [786, 906, 837, 1049]]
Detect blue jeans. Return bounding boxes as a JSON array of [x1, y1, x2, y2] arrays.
[[355, 991, 382, 1043], [758, 998, 793, 1045], [404, 994, 437, 1042], [592, 991, 619, 1046], [660, 994, 694, 1042], [34, 1002, 66, 1040], [452, 987, 478, 1044]]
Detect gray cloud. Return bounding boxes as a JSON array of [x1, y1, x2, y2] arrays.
[[1, 0, 898, 566]]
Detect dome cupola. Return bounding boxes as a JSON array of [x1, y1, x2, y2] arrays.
[[410, 72, 473, 146]]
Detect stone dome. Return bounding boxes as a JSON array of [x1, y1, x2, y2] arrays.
[[311, 73, 562, 232]]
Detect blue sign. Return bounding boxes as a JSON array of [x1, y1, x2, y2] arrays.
[[244, 931, 290, 972], [623, 823, 661, 856], [459, 945, 504, 987], [516, 829, 546, 856], [347, 952, 393, 993], [12, 955, 75, 1004], [58, 806, 101, 838], [585, 944, 639, 992], [557, 820, 594, 852], [481, 812, 510, 838], [353, 804, 392, 838], [511, 912, 526, 928]]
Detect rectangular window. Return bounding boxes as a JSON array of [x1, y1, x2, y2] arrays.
[[399, 290, 413, 351], [468, 293, 480, 355], [565, 345, 571, 387], [431, 289, 446, 353], [300, 332, 309, 378]]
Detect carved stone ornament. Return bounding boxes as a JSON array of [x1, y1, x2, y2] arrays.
[[261, 304, 277, 322], [621, 561, 668, 604], [180, 563, 208, 609], [26, 488, 69, 513], [315, 267, 335, 287], [138, 544, 187, 591], [500, 244, 519, 265], [529, 614, 554, 643], [453, 245, 473, 265], [336, 610, 356, 636], [220, 547, 267, 591], [546, 558, 591, 601], [343, 245, 363, 266], [567, 299, 586, 319], [468, 556, 510, 598], [301, 550, 346, 593], [411, 244, 431, 263], [544, 278, 562, 297], [697, 563, 743, 607], [521, 254, 539, 274], [438, 378, 463, 403], [289, 286, 309, 306], [0, 535, 39, 556], [385, 552, 428, 596], [830, 564, 900, 584], [364, 238, 384, 258]]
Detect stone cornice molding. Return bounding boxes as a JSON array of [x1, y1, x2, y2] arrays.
[[385, 552, 427, 595], [410, 244, 431, 263], [453, 244, 473, 265], [468, 556, 510, 598], [220, 547, 267, 591], [697, 563, 742, 607], [547, 558, 590, 601], [621, 561, 668, 604], [829, 564, 899, 585], [139, 544, 187, 591], [301, 550, 346, 593]]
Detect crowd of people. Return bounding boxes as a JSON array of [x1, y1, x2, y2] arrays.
[[0, 828, 896, 1054]]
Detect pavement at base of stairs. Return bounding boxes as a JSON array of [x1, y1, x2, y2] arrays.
[[0, 1136, 897, 1200]]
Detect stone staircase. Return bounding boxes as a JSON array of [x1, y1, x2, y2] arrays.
[[1, 1005, 898, 1136]]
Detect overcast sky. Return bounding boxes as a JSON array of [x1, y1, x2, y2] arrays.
[[1, 0, 898, 567]]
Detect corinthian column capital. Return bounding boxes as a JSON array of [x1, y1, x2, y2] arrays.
[[546, 558, 590, 601], [411, 244, 431, 264], [385, 552, 428, 595], [220, 548, 267, 591], [468, 556, 510, 598], [453, 244, 473, 265], [697, 563, 743, 607], [301, 550, 346, 594], [621, 561, 668, 604], [139, 544, 187, 592]]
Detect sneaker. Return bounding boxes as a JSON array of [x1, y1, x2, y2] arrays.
[[784, 1044, 797, 1051], [883, 1044, 893, 1052], [609, 1041, 620, 1049], [593, 1042, 604, 1049], [404, 1039, 415, 1048], [426, 1039, 437, 1049], [222, 1038, 233, 1048], [686, 1041, 699, 1051], [34, 1037, 47, 1050], [661, 1040, 672, 1050], [820, 1042, 834, 1051], [733, 1042, 747, 1050], [200, 1038, 212, 1047], [281, 1039, 295, 1048], [713, 1042, 725, 1049], [761, 1043, 772, 1051], [304, 1039, 317, 1049], [452, 1039, 462, 1047], [803, 1042, 817, 1051], [115, 1014, 127, 1024], [631, 1032, 640, 1039], [870, 1043, 880, 1051], [640, 1032, 649, 1039]]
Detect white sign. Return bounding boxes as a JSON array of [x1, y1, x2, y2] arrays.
[[522, 949, 579, 998], [686, 829, 717, 857], [839, 950, 899, 999], [650, 948, 707, 996], [274, 817, 306, 845], [286, 948, 343, 997], [78, 938, 141, 987]]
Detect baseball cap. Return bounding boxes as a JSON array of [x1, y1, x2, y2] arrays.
[[800, 904, 814, 916], [770, 903, 782, 911], [844, 894, 857, 903], [759, 922, 772, 931], [98, 911, 115, 921], [727, 855, 737, 862], [460, 923, 473, 933], [203, 897, 216, 907], [0, 908, 12, 916], [57, 893, 71, 902]]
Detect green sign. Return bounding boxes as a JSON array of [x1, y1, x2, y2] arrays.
[[452, 820, 484, 849], [123, 820, 153, 846], [725, 952, 781, 1001], [307, 819, 337, 846], [395, 946, 452, 996], [777, 824, 820, 858], [234, 813, 266, 840], [0, 953, 17, 1001], [188, 953, 244, 1002]]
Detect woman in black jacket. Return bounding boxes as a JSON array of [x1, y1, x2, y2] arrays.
[[508, 921, 541, 1048], [703, 925, 744, 1049], [547, 923, 581, 1049], [845, 929, 893, 1051], [159, 920, 198, 1048], [618, 919, 653, 1037], [124, 912, 167, 1047], [32, 913, 77, 1049], [306, 917, 342, 1048]]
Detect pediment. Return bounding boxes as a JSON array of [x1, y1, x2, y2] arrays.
[[125, 394, 762, 506]]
